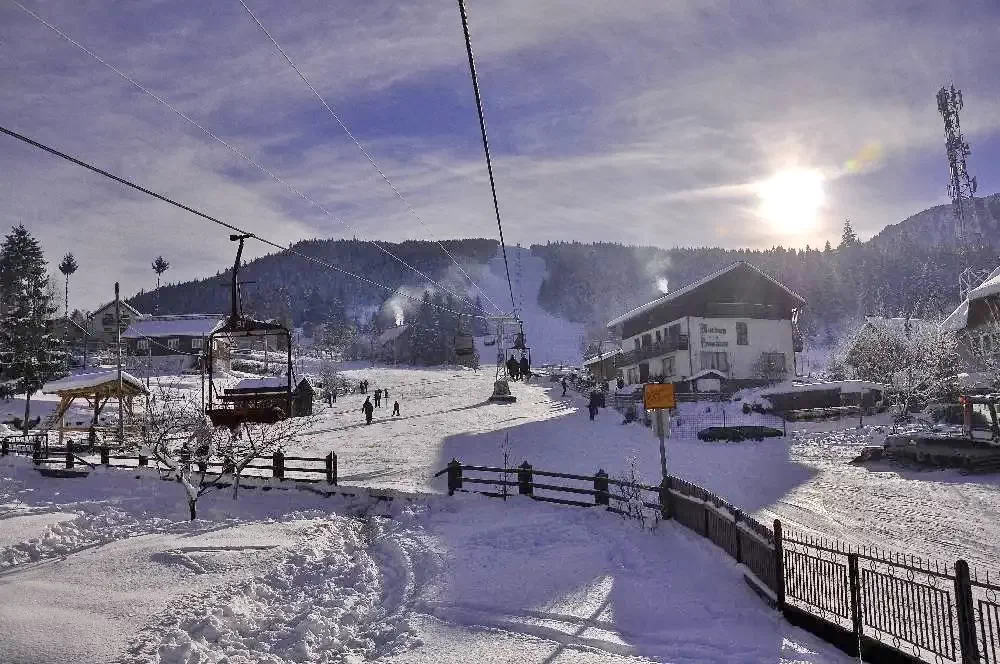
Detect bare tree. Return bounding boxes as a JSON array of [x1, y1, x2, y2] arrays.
[[218, 415, 315, 500], [134, 383, 224, 520], [614, 456, 653, 529]]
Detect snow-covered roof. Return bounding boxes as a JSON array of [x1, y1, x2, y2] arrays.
[[43, 369, 147, 394], [122, 315, 226, 339], [377, 325, 409, 345], [232, 376, 288, 391], [582, 348, 622, 366], [967, 265, 1000, 302], [690, 369, 727, 381], [91, 300, 144, 318], [941, 299, 970, 333], [606, 262, 806, 328], [759, 380, 885, 396]]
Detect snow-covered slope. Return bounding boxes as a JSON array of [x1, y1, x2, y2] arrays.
[[470, 245, 585, 366]]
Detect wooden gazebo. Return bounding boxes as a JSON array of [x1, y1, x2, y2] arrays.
[[41, 370, 148, 445]]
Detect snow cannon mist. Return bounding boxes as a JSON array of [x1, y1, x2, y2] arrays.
[[656, 277, 669, 294]]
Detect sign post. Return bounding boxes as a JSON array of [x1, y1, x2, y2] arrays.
[[643, 383, 676, 484]]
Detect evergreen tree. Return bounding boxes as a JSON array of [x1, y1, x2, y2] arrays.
[[57, 252, 78, 319], [151, 255, 170, 314], [839, 219, 859, 249], [824, 240, 832, 253], [0, 225, 67, 432]]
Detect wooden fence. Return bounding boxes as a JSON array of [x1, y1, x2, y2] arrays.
[[436, 459, 999, 664], [1, 433, 337, 485]]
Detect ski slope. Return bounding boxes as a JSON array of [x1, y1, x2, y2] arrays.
[[470, 245, 585, 366]]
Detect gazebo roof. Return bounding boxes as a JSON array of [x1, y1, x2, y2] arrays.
[[42, 370, 148, 396]]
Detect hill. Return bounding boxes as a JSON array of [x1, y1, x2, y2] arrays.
[[869, 193, 1000, 251]]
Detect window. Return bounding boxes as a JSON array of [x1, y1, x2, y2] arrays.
[[634, 339, 641, 351], [101, 314, 115, 329], [136, 339, 149, 351], [191, 337, 203, 350], [662, 356, 675, 377], [655, 330, 662, 344], [641, 334, 652, 348], [761, 352, 787, 373], [700, 352, 729, 372], [736, 322, 748, 346], [167, 338, 180, 351]]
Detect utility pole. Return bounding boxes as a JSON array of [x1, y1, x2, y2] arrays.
[[115, 282, 124, 445]]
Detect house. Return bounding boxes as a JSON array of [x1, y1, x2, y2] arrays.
[[377, 325, 412, 364], [605, 261, 806, 392], [87, 300, 145, 347], [582, 348, 622, 382], [48, 317, 89, 346], [122, 314, 230, 372], [942, 266, 1000, 373]]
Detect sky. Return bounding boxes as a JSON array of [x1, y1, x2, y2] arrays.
[[1, 0, 999, 311]]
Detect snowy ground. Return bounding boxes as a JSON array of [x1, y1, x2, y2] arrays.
[[297, 365, 1000, 572], [0, 459, 843, 664]]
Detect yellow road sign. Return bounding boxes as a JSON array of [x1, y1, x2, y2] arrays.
[[643, 383, 676, 410]]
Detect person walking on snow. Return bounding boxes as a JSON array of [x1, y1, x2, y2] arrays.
[[392, 400, 400, 416], [374, 388, 382, 408], [519, 355, 530, 383], [588, 390, 601, 421], [361, 397, 374, 425], [561, 377, 568, 396]]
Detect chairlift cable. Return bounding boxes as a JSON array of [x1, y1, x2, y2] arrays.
[[0, 124, 487, 321], [235, 0, 505, 316], [5, 0, 491, 317], [456, 0, 518, 316]]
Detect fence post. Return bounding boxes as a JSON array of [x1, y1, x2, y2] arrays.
[[782, 416, 787, 437], [594, 469, 609, 506], [774, 519, 786, 611], [734, 510, 743, 564], [702, 494, 711, 537], [100, 446, 110, 466], [518, 461, 533, 496], [954, 559, 980, 664], [137, 453, 148, 467], [1, 437, 7, 456], [659, 476, 672, 520], [32, 437, 42, 464], [848, 552, 864, 654], [326, 452, 337, 485], [272, 450, 284, 480], [65, 439, 74, 469], [446, 458, 462, 495]]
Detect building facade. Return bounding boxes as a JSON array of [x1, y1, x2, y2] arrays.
[[87, 300, 145, 347], [942, 266, 1000, 374], [122, 314, 230, 371], [606, 262, 805, 391]]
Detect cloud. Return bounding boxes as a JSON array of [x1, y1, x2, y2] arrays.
[[0, 0, 998, 310]]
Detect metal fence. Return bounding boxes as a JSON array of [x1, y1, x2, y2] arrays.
[[439, 459, 1000, 663]]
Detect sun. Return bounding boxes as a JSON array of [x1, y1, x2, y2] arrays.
[[756, 169, 826, 232]]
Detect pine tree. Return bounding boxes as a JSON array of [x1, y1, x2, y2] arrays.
[[824, 240, 832, 253], [57, 252, 78, 319], [0, 225, 67, 432], [151, 255, 170, 314], [839, 219, 859, 249]]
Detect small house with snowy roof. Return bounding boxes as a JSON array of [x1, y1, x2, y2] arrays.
[[123, 314, 230, 371], [86, 300, 145, 347], [942, 265, 1000, 372]]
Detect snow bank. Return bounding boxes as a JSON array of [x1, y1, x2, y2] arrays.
[[759, 379, 885, 395]]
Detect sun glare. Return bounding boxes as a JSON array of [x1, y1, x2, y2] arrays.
[[756, 169, 826, 232]]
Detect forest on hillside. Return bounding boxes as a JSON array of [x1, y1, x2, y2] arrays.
[[127, 238, 499, 329]]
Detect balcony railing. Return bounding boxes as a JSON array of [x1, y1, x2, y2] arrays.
[[619, 335, 689, 366]]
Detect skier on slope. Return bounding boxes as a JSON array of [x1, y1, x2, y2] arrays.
[[561, 376, 568, 396], [374, 388, 382, 408], [519, 354, 530, 383], [361, 396, 374, 425], [392, 400, 400, 416]]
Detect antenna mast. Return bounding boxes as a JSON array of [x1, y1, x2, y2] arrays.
[[937, 84, 985, 299]]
